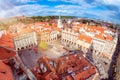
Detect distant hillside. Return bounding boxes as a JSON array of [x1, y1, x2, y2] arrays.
[[0, 16, 26, 30], [0, 16, 26, 24], [30, 16, 74, 22]]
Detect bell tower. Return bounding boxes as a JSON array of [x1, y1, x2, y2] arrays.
[[57, 14, 63, 28]]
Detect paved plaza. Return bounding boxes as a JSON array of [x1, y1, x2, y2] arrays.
[[18, 41, 67, 68]]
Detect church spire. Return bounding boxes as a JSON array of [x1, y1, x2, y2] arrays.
[[57, 13, 63, 28], [59, 13, 61, 20]]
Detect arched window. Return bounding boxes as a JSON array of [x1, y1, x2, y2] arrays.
[[31, 44, 33, 46], [26, 46, 28, 48], [21, 47, 24, 49], [18, 48, 20, 51]]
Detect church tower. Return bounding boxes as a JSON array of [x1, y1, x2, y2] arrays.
[[57, 14, 63, 28]]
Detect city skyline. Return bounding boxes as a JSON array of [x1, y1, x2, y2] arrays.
[[0, 5, 119, 79], [0, 0, 120, 24]]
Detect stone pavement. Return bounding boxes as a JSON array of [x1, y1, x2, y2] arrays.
[[19, 49, 43, 68]]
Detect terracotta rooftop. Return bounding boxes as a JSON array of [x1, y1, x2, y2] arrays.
[[42, 72, 58, 80], [32, 53, 97, 80], [105, 35, 113, 41], [19, 27, 33, 34], [53, 27, 61, 31], [70, 23, 115, 41], [52, 23, 57, 27], [38, 56, 55, 72], [95, 33, 113, 41], [0, 61, 14, 80], [95, 33, 105, 40], [78, 34, 92, 43], [0, 33, 14, 49], [0, 47, 15, 60]]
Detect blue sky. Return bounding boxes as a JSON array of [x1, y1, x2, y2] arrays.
[[0, 0, 120, 24]]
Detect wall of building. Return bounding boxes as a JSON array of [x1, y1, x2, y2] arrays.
[[92, 38, 105, 55], [61, 28, 118, 60], [40, 30, 59, 44], [50, 31, 59, 42], [92, 36, 117, 59], [61, 29, 78, 48], [14, 32, 37, 51], [77, 40, 91, 53], [40, 31, 50, 43]]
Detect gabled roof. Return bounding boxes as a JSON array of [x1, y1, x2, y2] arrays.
[[32, 53, 97, 80], [38, 56, 55, 72], [0, 33, 14, 49], [0, 61, 14, 80], [0, 47, 15, 60]]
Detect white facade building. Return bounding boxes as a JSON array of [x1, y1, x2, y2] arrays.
[[14, 32, 37, 51], [77, 40, 91, 53], [61, 28, 79, 48], [50, 30, 59, 41], [61, 26, 117, 60], [91, 33, 117, 59]]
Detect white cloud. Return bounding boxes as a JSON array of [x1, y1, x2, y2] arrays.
[[55, 5, 84, 10], [0, 0, 48, 18], [16, 0, 38, 3], [102, 0, 120, 6], [0, 0, 119, 23], [0, 1, 22, 18]]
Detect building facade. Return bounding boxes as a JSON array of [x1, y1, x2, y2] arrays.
[[14, 32, 37, 51], [61, 28, 79, 49], [60, 24, 117, 60], [40, 29, 59, 44], [92, 34, 117, 59]]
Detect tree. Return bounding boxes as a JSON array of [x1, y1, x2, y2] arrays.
[[39, 41, 48, 50], [0, 24, 8, 30]]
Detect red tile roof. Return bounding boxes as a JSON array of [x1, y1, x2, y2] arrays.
[[53, 27, 61, 31], [95, 33, 113, 41], [71, 23, 115, 41], [0, 61, 14, 80], [106, 35, 113, 41], [0, 47, 15, 60], [95, 33, 104, 40], [31, 66, 42, 79], [52, 23, 57, 27], [38, 56, 55, 72], [74, 66, 96, 80], [78, 34, 92, 43], [42, 72, 58, 80], [65, 75, 73, 80], [0, 33, 14, 49], [32, 53, 97, 80]]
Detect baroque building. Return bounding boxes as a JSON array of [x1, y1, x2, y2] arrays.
[[14, 32, 37, 51]]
